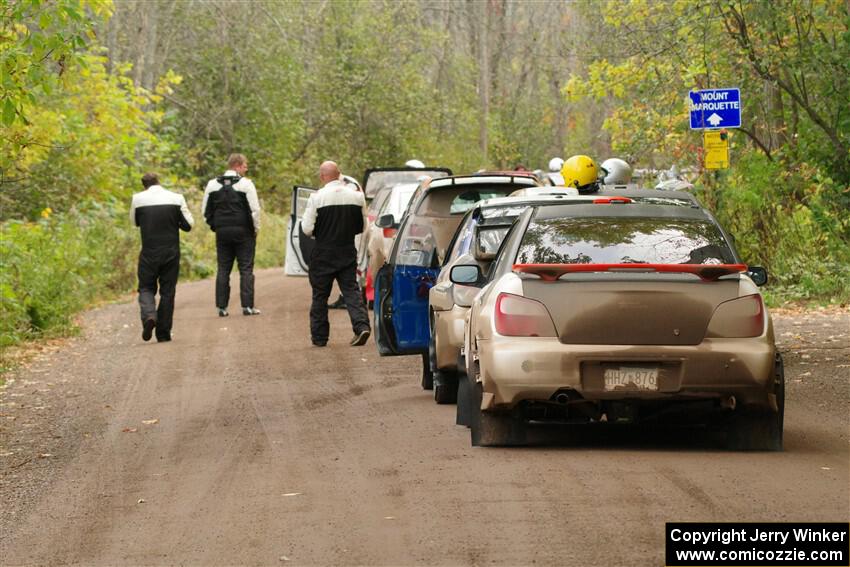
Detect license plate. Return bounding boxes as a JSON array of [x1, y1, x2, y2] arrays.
[[603, 367, 659, 391]]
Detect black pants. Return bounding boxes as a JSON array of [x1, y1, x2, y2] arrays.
[[138, 245, 180, 340], [216, 226, 256, 309], [308, 247, 370, 342]]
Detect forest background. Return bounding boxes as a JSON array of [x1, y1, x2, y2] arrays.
[[1, 0, 848, 353]]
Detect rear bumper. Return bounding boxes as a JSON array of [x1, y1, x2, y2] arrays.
[[476, 337, 776, 409]]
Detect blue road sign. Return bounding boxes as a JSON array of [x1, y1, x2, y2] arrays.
[[689, 88, 741, 130]]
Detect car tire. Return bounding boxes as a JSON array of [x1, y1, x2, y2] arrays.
[[469, 382, 527, 447], [726, 354, 784, 451], [434, 371, 458, 405], [420, 352, 433, 390]]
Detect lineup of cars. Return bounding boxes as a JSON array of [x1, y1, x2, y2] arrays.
[[286, 164, 783, 451]]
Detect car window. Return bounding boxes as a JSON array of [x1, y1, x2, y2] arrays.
[[488, 221, 521, 279], [415, 185, 520, 217], [446, 214, 477, 265], [368, 188, 392, 219], [395, 221, 438, 267], [382, 185, 418, 219], [450, 191, 510, 214], [516, 217, 736, 265], [478, 226, 511, 255]]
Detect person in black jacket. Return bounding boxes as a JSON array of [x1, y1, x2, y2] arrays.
[[202, 153, 262, 317], [130, 173, 194, 342], [302, 161, 370, 347]]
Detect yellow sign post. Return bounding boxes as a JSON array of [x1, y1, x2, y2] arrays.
[[704, 130, 729, 169]]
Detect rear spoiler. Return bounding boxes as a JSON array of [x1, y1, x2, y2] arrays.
[[513, 263, 748, 282]]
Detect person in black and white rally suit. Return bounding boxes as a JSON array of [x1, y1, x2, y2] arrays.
[[202, 153, 262, 317], [302, 161, 371, 347], [130, 172, 194, 343]]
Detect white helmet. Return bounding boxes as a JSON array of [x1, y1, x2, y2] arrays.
[[548, 157, 564, 172], [405, 159, 425, 168], [655, 178, 694, 191], [600, 158, 633, 184]]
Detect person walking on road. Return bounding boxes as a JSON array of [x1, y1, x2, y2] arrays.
[[130, 173, 194, 342], [203, 153, 262, 317], [302, 161, 371, 347]]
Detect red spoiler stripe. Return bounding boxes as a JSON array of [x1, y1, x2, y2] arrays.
[[513, 263, 748, 282]]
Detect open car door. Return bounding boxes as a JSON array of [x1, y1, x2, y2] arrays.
[[362, 167, 452, 200], [284, 185, 317, 276], [374, 215, 441, 356]]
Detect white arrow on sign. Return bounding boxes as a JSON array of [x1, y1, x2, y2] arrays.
[[707, 113, 723, 127]]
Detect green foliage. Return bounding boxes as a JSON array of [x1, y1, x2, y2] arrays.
[[0, 0, 112, 127], [0, 202, 133, 345], [0, 52, 180, 219], [0, 35, 285, 349], [565, 0, 850, 302], [694, 154, 850, 304]]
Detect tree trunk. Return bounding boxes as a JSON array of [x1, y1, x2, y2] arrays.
[[142, 1, 160, 90], [133, 2, 148, 87], [477, 0, 490, 163]]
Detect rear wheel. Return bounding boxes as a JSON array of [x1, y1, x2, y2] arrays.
[[726, 354, 785, 451], [469, 382, 527, 447]]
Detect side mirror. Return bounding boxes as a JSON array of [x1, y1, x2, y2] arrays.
[[376, 214, 396, 228], [450, 264, 484, 286], [747, 266, 768, 286]]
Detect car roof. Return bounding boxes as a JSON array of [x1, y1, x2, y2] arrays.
[[390, 182, 419, 192], [474, 170, 543, 181], [594, 186, 701, 205], [509, 186, 579, 197], [532, 201, 714, 221], [427, 174, 540, 189], [363, 167, 452, 182], [477, 193, 600, 209]]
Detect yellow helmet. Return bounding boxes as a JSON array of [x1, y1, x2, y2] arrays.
[[561, 155, 600, 193]]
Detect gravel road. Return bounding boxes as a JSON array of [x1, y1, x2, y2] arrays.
[[1, 270, 848, 566]]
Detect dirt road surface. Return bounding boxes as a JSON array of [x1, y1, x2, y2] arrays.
[[2, 270, 848, 566]]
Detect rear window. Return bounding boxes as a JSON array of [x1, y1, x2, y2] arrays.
[[415, 185, 521, 217], [368, 189, 391, 216], [516, 217, 735, 265], [382, 185, 417, 218], [450, 191, 509, 214]]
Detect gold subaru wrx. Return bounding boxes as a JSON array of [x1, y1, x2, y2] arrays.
[[454, 200, 782, 449]]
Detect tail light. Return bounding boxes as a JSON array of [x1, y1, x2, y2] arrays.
[[706, 294, 765, 338], [494, 293, 557, 337], [382, 228, 397, 238]]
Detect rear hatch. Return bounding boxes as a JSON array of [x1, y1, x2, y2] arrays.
[[514, 209, 742, 345], [523, 277, 739, 345]]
